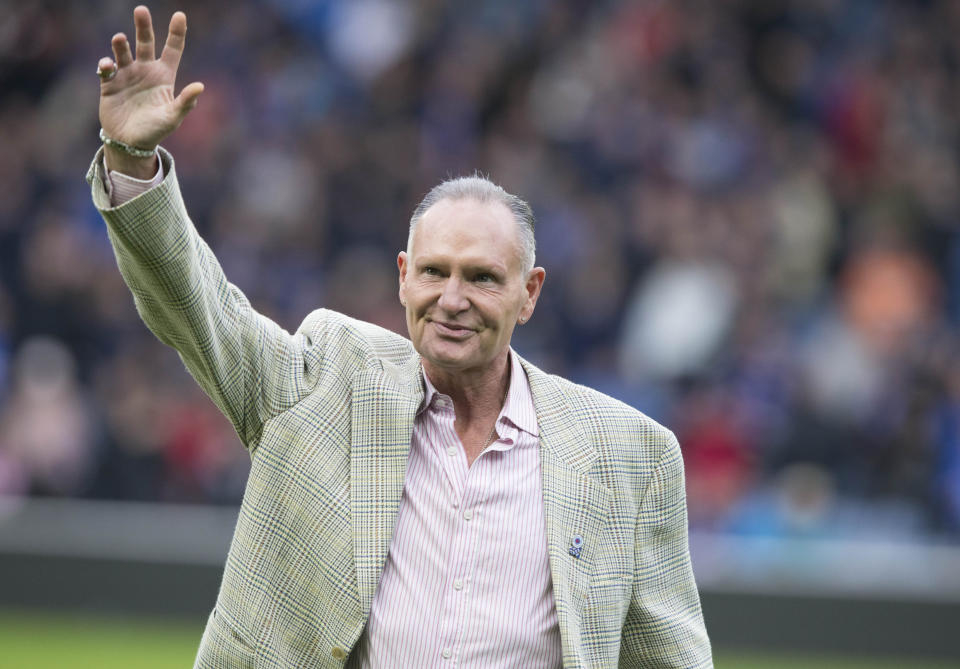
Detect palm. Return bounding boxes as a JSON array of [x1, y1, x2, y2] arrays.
[[101, 63, 177, 147], [98, 7, 203, 149]]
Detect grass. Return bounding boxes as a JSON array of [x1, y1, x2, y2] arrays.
[[0, 611, 200, 669], [0, 610, 956, 668], [714, 652, 959, 669]]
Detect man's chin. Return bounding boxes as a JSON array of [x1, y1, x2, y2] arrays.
[[421, 350, 474, 370], [417, 340, 478, 370]]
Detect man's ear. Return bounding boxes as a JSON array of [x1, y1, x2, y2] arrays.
[[520, 266, 546, 322], [397, 251, 408, 304]]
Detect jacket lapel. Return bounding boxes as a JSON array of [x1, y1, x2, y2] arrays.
[[522, 359, 611, 666], [350, 355, 424, 616]]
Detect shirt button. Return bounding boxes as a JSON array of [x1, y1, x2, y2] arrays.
[[463, 509, 473, 521], [331, 646, 347, 660], [446, 446, 457, 457], [442, 648, 452, 659], [453, 578, 463, 590]]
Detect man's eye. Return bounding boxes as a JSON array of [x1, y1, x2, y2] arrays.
[[423, 267, 440, 275], [475, 273, 494, 283]]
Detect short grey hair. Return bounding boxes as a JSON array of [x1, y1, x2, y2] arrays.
[[407, 175, 536, 272]]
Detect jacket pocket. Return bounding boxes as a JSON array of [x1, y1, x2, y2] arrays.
[[587, 575, 633, 626], [194, 608, 257, 669]]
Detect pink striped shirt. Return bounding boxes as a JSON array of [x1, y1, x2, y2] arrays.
[[350, 351, 562, 668]]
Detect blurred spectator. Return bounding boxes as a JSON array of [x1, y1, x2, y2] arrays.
[[619, 259, 738, 380], [0, 337, 95, 496]]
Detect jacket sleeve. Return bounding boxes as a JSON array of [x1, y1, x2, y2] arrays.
[[619, 433, 713, 668], [87, 147, 322, 452]]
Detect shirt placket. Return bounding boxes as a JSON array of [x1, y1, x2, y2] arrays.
[[434, 427, 485, 667]]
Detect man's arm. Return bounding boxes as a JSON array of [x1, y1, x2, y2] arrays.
[[619, 433, 713, 668], [91, 7, 321, 449]]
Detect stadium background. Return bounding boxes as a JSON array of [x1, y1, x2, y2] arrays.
[[1, 0, 959, 666]]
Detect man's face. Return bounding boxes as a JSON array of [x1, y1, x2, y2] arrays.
[[398, 198, 544, 378]]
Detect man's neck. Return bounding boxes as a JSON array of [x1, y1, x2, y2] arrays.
[[423, 351, 511, 424]]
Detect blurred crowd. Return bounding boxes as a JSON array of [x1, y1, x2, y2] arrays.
[[2, 0, 960, 540]]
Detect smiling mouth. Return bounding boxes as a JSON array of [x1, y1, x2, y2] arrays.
[[430, 320, 475, 339]]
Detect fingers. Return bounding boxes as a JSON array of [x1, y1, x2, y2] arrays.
[[111, 33, 133, 67], [160, 11, 187, 69], [110, 8, 184, 76], [133, 5, 156, 61], [174, 82, 205, 116]]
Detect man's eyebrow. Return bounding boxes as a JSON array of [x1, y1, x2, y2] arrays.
[[449, 259, 509, 275], [464, 263, 507, 275]]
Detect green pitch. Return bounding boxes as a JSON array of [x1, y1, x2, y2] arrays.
[[0, 610, 200, 668], [0, 610, 956, 668]]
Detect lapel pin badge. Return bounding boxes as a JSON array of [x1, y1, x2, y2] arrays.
[[568, 535, 584, 558]]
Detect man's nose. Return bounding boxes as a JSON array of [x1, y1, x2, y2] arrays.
[[437, 276, 469, 313]]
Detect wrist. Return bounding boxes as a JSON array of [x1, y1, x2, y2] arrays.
[[104, 144, 158, 180]]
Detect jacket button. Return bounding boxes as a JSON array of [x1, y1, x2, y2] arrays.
[[331, 647, 347, 660]]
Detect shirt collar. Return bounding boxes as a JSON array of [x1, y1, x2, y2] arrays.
[[419, 349, 539, 437]]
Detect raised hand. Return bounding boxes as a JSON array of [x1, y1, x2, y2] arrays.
[[97, 6, 204, 175]]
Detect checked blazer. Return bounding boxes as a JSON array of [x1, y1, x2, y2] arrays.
[[89, 149, 712, 669]]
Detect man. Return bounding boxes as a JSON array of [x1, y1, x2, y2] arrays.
[[90, 6, 711, 668]]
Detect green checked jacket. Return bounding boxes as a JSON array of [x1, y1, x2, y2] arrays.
[[89, 149, 712, 669]]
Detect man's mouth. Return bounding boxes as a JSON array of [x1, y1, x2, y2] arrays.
[[430, 320, 475, 339]]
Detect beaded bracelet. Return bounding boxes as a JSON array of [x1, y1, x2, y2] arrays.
[[99, 128, 156, 159]]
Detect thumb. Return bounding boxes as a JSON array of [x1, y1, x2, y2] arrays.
[[174, 81, 205, 117]]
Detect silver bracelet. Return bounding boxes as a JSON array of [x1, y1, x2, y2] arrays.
[[99, 128, 156, 159]]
